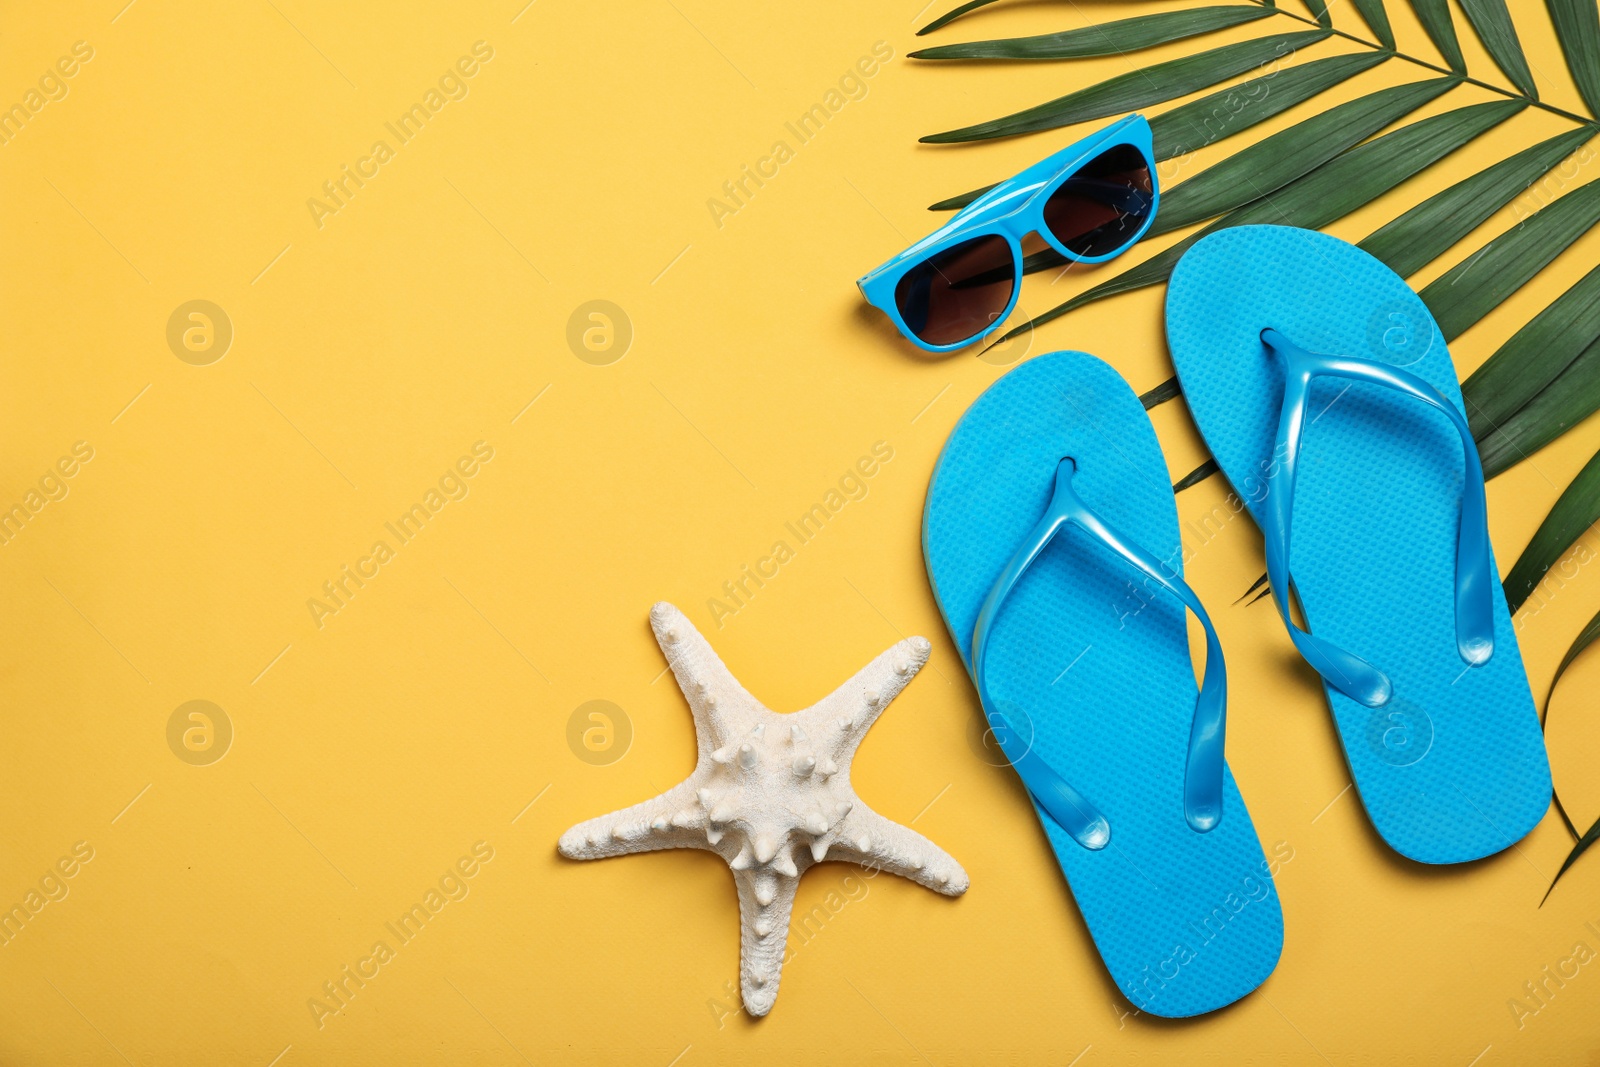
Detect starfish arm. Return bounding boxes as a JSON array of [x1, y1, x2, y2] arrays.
[[557, 779, 714, 860], [829, 803, 970, 896], [649, 602, 765, 754], [732, 866, 800, 1017], [799, 635, 933, 760]]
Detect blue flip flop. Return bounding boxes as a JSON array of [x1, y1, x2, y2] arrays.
[[1165, 225, 1551, 865], [924, 350, 1284, 1017]]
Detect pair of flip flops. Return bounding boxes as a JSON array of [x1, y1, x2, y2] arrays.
[[925, 225, 1552, 1017]]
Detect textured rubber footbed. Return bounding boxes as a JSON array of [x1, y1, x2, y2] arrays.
[[924, 351, 1283, 1018], [1166, 225, 1551, 865]]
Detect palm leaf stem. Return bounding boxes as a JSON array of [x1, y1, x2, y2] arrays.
[[1250, 0, 1596, 126]]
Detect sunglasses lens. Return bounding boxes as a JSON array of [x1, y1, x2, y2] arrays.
[[1042, 144, 1153, 258], [893, 234, 1015, 347]]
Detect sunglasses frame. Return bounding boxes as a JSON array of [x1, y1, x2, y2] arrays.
[[857, 114, 1159, 353]]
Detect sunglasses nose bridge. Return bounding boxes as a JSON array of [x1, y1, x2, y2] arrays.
[[998, 214, 1033, 242]]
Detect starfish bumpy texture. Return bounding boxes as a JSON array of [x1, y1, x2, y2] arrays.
[[558, 602, 969, 1016]]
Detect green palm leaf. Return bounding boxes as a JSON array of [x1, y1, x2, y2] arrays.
[[1359, 127, 1595, 277], [1547, 0, 1600, 117], [1543, 812, 1600, 903], [1301, 0, 1332, 28], [928, 186, 995, 213], [929, 50, 1391, 212], [1349, 0, 1396, 49], [973, 67, 1448, 278], [1408, 0, 1466, 71], [1149, 77, 1459, 236], [909, 7, 1275, 61], [1458, 0, 1539, 98], [987, 98, 1523, 344], [917, 0, 1005, 36], [1539, 604, 1600, 841], [1547, 606, 1600, 721], [1475, 333, 1600, 478], [1503, 447, 1600, 612], [1237, 573, 1272, 603], [1002, 235, 1199, 337], [1173, 458, 1220, 493], [921, 29, 1332, 143], [1140, 377, 1183, 409], [1151, 50, 1393, 159], [1465, 261, 1600, 473], [1418, 177, 1600, 341], [1531, 517, 1600, 897]]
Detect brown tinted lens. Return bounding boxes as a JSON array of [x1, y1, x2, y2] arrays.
[[894, 233, 1016, 347], [1042, 144, 1152, 258]]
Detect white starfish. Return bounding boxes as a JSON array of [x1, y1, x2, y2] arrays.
[[558, 602, 969, 1016]]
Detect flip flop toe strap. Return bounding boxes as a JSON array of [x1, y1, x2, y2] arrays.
[[1258, 329, 1495, 710], [971, 458, 1229, 850]]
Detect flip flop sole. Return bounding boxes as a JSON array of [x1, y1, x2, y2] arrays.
[[924, 350, 1284, 1017], [1166, 225, 1551, 865]]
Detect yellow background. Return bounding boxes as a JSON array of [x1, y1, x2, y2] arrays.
[[4, 0, 1600, 1062]]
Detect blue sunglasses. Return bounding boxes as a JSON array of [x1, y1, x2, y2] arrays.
[[857, 114, 1158, 353]]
